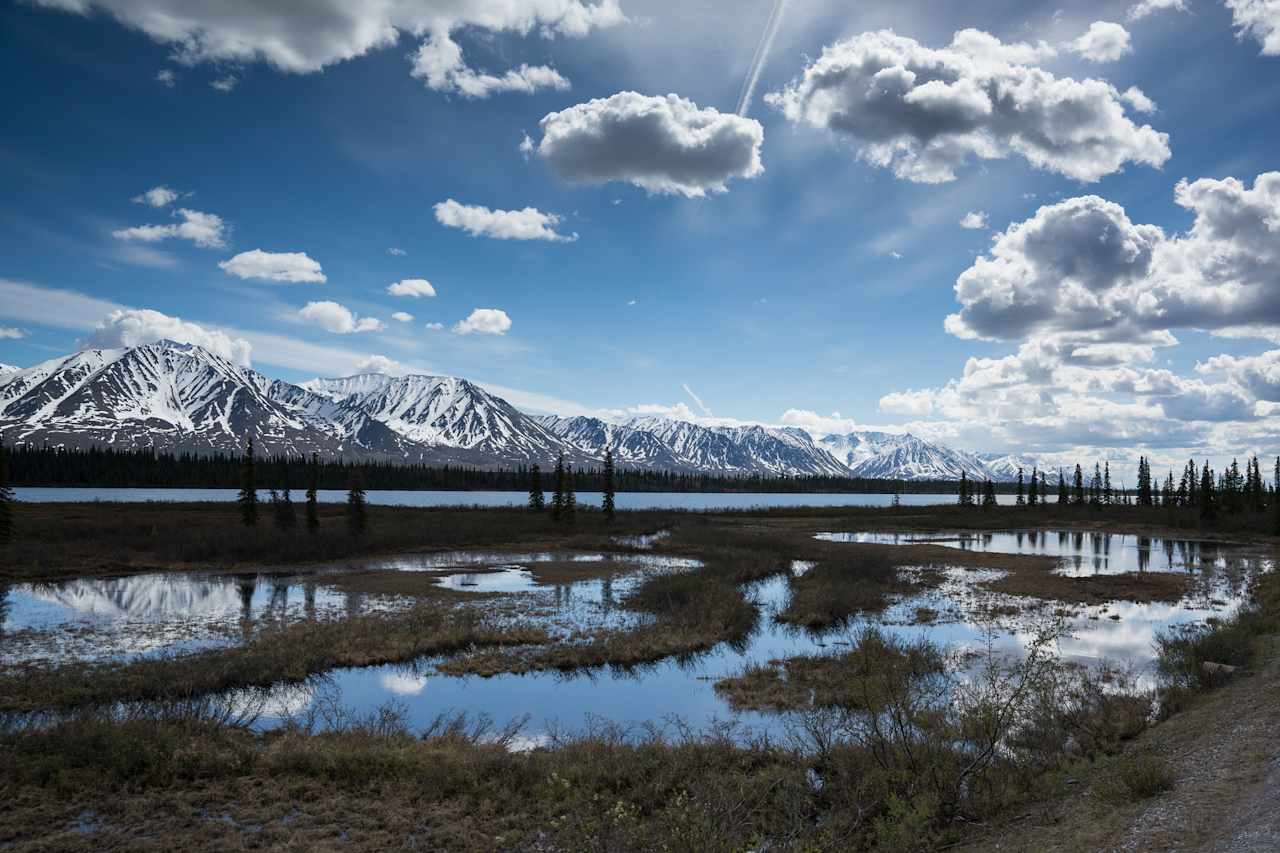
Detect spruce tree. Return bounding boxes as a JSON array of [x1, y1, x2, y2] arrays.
[[305, 453, 320, 533], [238, 436, 258, 527], [1058, 470, 1068, 504], [551, 455, 566, 521], [1015, 468, 1025, 506], [1029, 468, 1039, 507], [1090, 463, 1103, 507], [958, 471, 969, 507], [1104, 461, 1114, 506], [528, 463, 545, 512], [1274, 457, 1280, 533], [346, 473, 368, 536], [564, 464, 577, 524], [982, 479, 998, 509], [602, 450, 616, 523], [1199, 461, 1217, 521], [1073, 464, 1085, 505], [0, 444, 13, 545]]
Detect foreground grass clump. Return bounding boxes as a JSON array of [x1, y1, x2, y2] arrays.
[[0, 605, 549, 713], [715, 628, 946, 712], [777, 548, 914, 629], [1154, 568, 1280, 709], [1092, 753, 1176, 805]]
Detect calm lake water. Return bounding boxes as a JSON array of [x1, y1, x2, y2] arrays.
[[816, 530, 1256, 576], [12, 487, 1018, 510], [5, 530, 1267, 740]]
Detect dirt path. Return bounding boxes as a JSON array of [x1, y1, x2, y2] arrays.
[[963, 636, 1280, 853]]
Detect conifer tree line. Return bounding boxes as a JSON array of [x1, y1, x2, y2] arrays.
[[3, 443, 1110, 496], [236, 439, 367, 536], [957, 454, 1280, 525]]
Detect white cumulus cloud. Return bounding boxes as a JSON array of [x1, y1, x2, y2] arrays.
[[434, 199, 575, 242], [387, 278, 436, 298], [113, 208, 227, 248], [1127, 0, 1187, 21], [219, 249, 326, 283], [959, 211, 988, 229], [33, 0, 625, 93], [1069, 21, 1133, 63], [391, 311, 413, 323], [298, 301, 383, 334], [132, 185, 179, 207], [764, 28, 1169, 183], [535, 92, 765, 197], [0, 327, 27, 340], [1227, 0, 1280, 55], [453, 308, 511, 335], [355, 354, 411, 375], [81, 308, 252, 366]]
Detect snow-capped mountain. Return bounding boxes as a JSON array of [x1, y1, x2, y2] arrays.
[[0, 342, 357, 456], [301, 373, 586, 464], [534, 415, 687, 469], [975, 453, 1049, 481], [0, 342, 1029, 479], [0, 363, 17, 378], [821, 432, 998, 480]]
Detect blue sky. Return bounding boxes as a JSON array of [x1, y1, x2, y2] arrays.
[[2, 0, 1279, 467]]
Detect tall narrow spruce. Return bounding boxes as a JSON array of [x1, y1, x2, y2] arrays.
[[238, 436, 258, 527], [602, 450, 616, 523]]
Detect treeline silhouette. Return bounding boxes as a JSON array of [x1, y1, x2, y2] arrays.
[[12, 444, 994, 494]]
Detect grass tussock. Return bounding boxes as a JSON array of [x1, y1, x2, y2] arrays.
[[1093, 753, 1176, 804], [715, 628, 946, 712], [777, 548, 915, 630]]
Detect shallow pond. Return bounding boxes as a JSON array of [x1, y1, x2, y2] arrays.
[[815, 529, 1259, 576], [221, 546, 1268, 741], [0, 551, 699, 668]]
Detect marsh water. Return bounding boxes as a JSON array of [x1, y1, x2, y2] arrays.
[[816, 529, 1251, 575], [3, 529, 1268, 740]]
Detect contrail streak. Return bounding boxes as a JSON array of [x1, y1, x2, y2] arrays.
[[736, 0, 789, 117]]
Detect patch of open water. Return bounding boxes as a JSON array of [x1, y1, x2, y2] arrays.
[[816, 529, 1258, 576]]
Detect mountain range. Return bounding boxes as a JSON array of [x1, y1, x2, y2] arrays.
[[0, 341, 1037, 481]]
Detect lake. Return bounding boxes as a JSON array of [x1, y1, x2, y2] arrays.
[[12, 487, 1017, 510]]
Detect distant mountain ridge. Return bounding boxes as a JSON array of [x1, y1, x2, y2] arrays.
[[0, 341, 1033, 480]]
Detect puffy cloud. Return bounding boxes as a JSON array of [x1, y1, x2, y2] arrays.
[[959, 211, 987, 229], [33, 0, 625, 91], [132, 185, 179, 207], [434, 199, 575, 242], [155, 68, 176, 87], [113, 208, 227, 248], [354, 354, 411, 376], [878, 389, 937, 416], [81, 308, 252, 366], [424, 322, 444, 331], [298, 301, 383, 334], [452, 308, 511, 335], [391, 311, 413, 323], [535, 92, 765, 197], [945, 195, 1165, 342], [1121, 86, 1156, 113], [386, 247, 407, 256], [778, 409, 865, 436], [1069, 21, 1132, 63], [211, 75, 237, 92], [518, 132, 534, 158], [0, 327, 26, 339], [946, 174, 1280, 343], [1127, 0, 1187, 21], [764, 29, 1169, 183], [883, 172, 1280, 457], [410, 31, 568, 97], [1226, 0, 1280, 55], [219, 249, 326, 283], [386, 278, 436, 298]]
